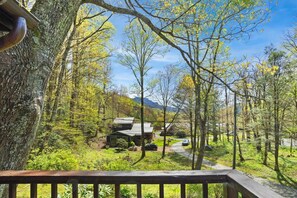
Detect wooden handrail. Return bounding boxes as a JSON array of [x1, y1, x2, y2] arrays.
[[0, 170, 229, 184], [0, 170, 283, 198], [0, 16, 26, 52]]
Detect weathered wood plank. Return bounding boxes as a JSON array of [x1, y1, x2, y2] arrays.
[[223, 183, 238, 198], [0, 170, 229, 184], [227, 170, 283, 198]]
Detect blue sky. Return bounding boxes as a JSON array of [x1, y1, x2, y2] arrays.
[[108, 0, 297, 92]]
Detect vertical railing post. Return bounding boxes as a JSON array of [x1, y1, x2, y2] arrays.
[[51, 183, 57, 198], [115, 184, 120, 198], [72, 183, 78, 198], [93, 183, 98, 198], [223, 183, 238, 198], [30, 183, 37, 198], [159, 184, 164, 198], [180, 183, 186, 198], [137, 184, 142, 198], [9, 184, 16, 198], [203, 182, 208, 198]]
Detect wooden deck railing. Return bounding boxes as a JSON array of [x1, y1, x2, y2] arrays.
[[0, 170, 282, 198]]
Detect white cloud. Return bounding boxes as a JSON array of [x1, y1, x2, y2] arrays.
[[151, 53, 180, 63]]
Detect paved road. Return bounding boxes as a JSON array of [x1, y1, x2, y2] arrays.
[[171, 142, 297, 198], [171, 141, 231, 170]]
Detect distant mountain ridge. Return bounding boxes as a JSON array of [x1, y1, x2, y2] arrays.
[[133, 97, 177, 112]]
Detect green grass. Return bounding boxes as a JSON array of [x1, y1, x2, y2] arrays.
[[152, 138, 181, 147], [200, 136, 297, 188]]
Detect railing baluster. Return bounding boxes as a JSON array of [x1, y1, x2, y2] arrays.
[[51, 183, 57, 198], [72, 183, 78, 198], [203, 182, 208, 198], [137, 184, 141, 198], [159, 184, 164, 198], [223, 183, 238, 198], [30, 183, 37, 198], [93, 183, 98, 198], [9, 184, 16, 198], [115, 184, 120, 198], [180, 183, 186, 198]]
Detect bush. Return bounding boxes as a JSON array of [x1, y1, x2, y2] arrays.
[[128, 141, 135, 147], [117, 138, 128, 149], [27, 149, 79, 170], [176, 131, 186, 138], [120, 186, 133, 198]]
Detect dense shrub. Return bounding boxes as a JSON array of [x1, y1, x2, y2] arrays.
[[120, 186, 133, 198], [176, 131, 186, 138], [128, 141, 135, 147], [27, 149, 79, 170], [117, 138, 128, 149]]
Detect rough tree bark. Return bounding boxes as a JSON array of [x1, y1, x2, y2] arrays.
[[0, 0, 82, 196]]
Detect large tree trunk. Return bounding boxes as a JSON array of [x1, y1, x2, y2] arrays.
[[162, 107, 167, 158], [0, 0, 81, 196]]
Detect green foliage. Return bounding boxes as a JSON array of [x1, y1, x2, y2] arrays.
[[128, 141, 135, 147], [144, 193, 158, 198], [120, 186, 133, 198], [117, 138, 128, 149], [27, 149, 79, 170], [58, 184, 112, 198], [99, 185, 112, 197]]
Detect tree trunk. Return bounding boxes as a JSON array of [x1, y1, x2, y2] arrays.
[[225, 86, 230, 142], [140, 75, 145, 159], [0, 1, 82, 197], [237, 135, 245, 162], [196, 119, 206, 170], [273, 81, 280, 171], [50, 26, 76, 123], [162, 107, 167, 158]]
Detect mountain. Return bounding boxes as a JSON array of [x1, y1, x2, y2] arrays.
[[133, 97, 177, 112]]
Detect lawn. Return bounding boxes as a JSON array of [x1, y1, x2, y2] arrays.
[[196, 137, 297, 188]]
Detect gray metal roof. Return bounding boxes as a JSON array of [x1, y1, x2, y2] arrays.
[[131, 123, 153, 132], [115, 123, 153, 136], [113, 117, 134, 124]]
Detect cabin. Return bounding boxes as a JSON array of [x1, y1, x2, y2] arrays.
[[107, 118, 154, 146]]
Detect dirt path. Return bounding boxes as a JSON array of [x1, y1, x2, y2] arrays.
[[171, 142, 297, 198]]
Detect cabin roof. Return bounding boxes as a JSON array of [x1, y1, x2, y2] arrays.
[[113, 117, 135, 125], [112, 123, 153, 137]]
